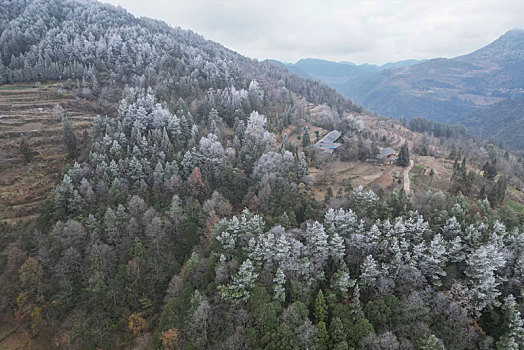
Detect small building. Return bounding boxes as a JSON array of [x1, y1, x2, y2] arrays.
[[377, 147, 397, 164], [314, 130, 342, 154]]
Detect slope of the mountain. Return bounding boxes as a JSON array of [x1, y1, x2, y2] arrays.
[[0, 1, 363, 343], [339, 29, 524, 151], [380, 59, 423, 70], [0, 0, 359, 115], [265, 59, 313, 80], [459, 96, 524, 151], [1, 1, 523, 349], [293, 58, 380, 85]]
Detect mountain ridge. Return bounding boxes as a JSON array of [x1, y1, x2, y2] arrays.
[[269, 58, 423, 87]]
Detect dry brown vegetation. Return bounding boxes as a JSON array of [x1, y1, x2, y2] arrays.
[[0, 83, 98, 227]]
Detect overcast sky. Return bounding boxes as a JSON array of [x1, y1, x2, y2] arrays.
[[102, 0, 524, 65]]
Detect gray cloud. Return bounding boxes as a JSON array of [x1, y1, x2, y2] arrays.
[[102, 0, 524, 64]]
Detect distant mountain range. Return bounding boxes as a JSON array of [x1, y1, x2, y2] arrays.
[[269, 58, 422, 87], [272, 29, 524, 152]]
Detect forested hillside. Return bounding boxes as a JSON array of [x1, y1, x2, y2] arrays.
[[0, 1, 523, 349], [0, 0, 358, 115], [458, 97, 524, 151]]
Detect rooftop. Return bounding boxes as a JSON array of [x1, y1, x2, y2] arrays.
[[378, 147, 396, 159], [314, 130, 341, 147]]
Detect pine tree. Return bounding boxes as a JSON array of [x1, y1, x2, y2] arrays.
[[343, 177, 353, 194], [288, 211, 298, 228], [297, 152, 308, 178], [483, 161, 497, 181], [451, 157, 468, 194], [417, 335, 445, 350], [448, 145, 457, 160], [331, 268, 354, 298], [330, 317, 349, 350], [496, 294, 524, 349], [348, 284, 364, 321], [423, 233, 448, 286], [302, 126, 311, 148], [187, 167, 205, 198], [219, 259, 259, 301], [305, 222, 329, 264], [488, 177, 507, 207], [280, 212, 291, 229], [329, 232, 346, 264], [360, 255, 380, 288], [315, 321, 329, 350], [465, 243, 506, 316], [103, 207, 119, 245], [62, 117, 77, 158], [19, 138, 33, 162], [273, 267, 286, 303], [397, 143, 410, 167], [314, 290, 328, 324], [325, 186, 334, 204], [428, 168, 434, 186]]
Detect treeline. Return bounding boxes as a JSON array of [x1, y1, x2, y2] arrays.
[[409, 117, 465, 137]]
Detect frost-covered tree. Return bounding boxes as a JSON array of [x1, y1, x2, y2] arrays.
[[324, 208, 358, 238], [496, 294, 524, 349], [214, 209, 265, 258], [273, 267, 286, 303], [465, 243, 507, 315], [252, 150, 296, 179], [331, 267, 355, 298], [199, 133, 224, 163], [441, 217, 461, 240], [302, 126, 310, 148], [248, 80, 264, 109], [304, 221, 329, 266], [54, 174, 82, 217], [360, 255, 380, 288], [240, 111, 275, 170], [199, 132, 225, 181], [329, 232, 346, 264], [219, 259, 259, 301], [422, 233, 448, 286], [352, 186, 379, 209]]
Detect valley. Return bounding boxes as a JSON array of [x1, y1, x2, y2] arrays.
[[277, 29, 524, 153]]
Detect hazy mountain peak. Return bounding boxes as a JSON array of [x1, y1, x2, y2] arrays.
[[464, 27, 524, 63], [503, 27, 524, 36], [489, 28, 524, 48]]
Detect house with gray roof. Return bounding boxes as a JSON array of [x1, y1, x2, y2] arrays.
[[377, 147, 397, 163], [314, 130, 342, 154]]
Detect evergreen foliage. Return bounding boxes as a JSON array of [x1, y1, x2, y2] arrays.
[[397, 143, 410, 167], [0, 1, 522, 349]]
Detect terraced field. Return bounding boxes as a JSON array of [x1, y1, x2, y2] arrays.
[[0, 83, 98, 226]]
